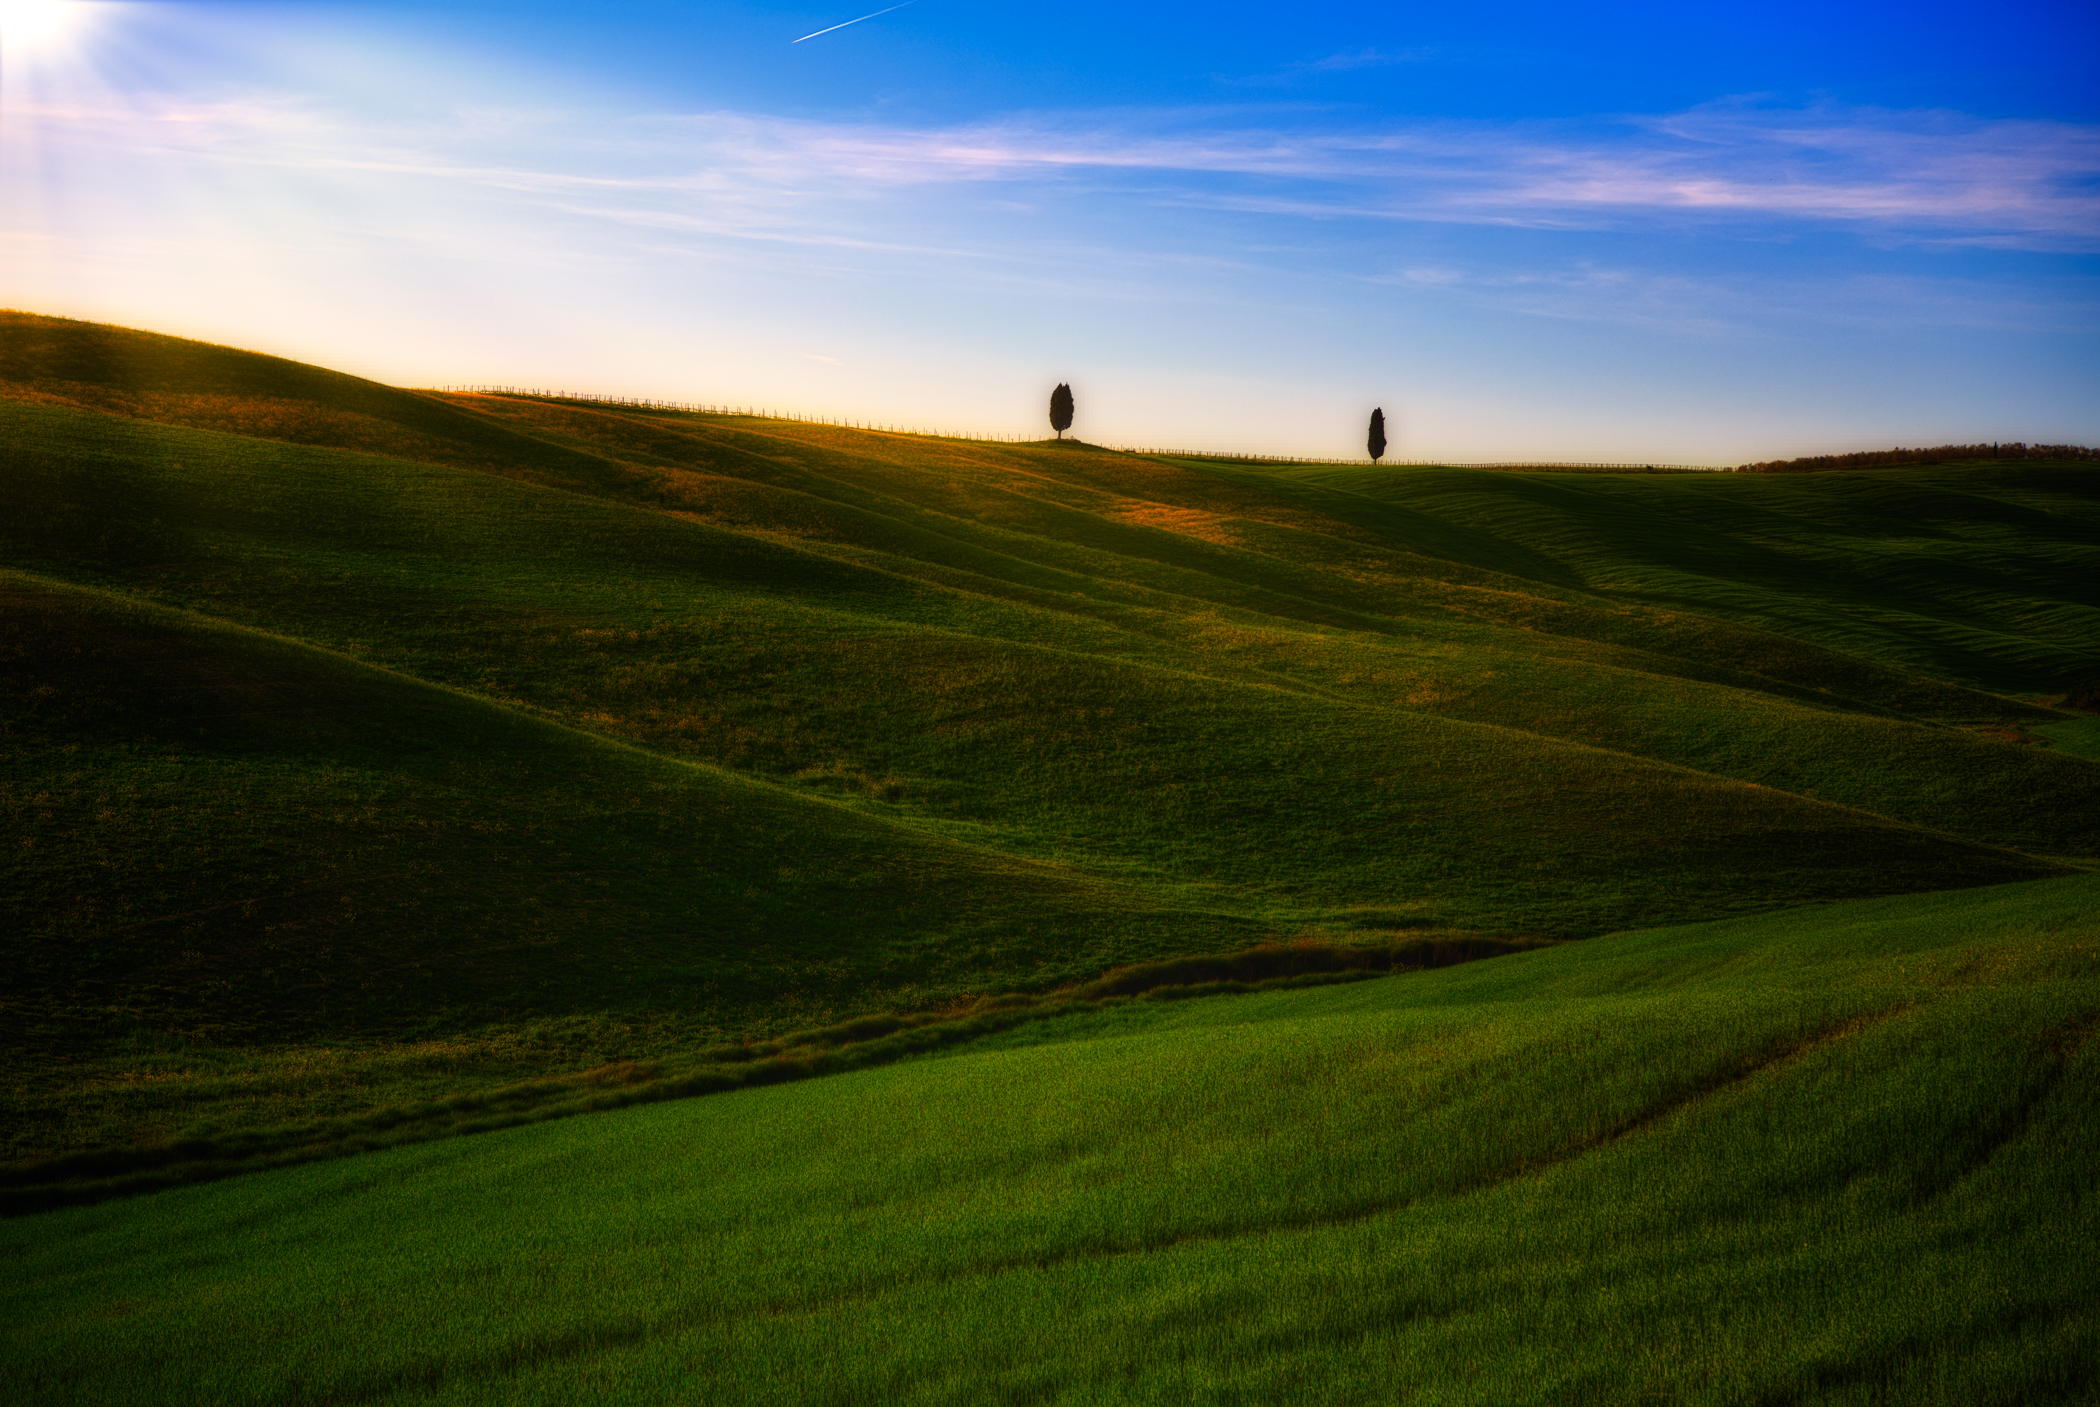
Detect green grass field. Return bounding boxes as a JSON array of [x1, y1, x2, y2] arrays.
[[4, 874, 2093, 1404], [3, 309, 2097, 1399]]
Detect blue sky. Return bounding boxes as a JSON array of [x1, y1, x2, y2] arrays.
[[2, 0, 2094, 461]]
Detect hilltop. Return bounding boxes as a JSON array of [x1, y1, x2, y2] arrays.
[[2, 308, 2097, 1179]]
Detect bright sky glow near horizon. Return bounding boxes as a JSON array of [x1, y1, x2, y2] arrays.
[[0, 1, 2094, 461]]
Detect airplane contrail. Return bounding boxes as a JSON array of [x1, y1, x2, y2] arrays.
[[792, 1, 916, 42]]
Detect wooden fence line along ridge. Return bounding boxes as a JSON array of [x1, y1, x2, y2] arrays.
[[425, 387, 1731, 469], [431, 385, 1030, 442]]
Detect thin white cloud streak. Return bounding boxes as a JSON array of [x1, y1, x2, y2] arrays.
[[15, 93, 2097, 246], [1374, 262, 2100, 338], [1219, 47, 1445, 85], [625, 103, 2100, 245], [790, 1, 916, 44]]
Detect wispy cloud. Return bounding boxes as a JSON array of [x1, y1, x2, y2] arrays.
[[20, 91, 2097, 249], [9, 78, 2096, 369], [672, 101, 2100, 246], [1299, 48, 1438, 73], [1221, 47, 1444, 86], [1374, 261, 2100, 338]]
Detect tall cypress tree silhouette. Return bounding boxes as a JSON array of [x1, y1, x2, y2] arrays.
[[1367, 407, 1388, 462], [1049, 383, 1074, 440]]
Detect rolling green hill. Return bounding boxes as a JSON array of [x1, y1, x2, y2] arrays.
[[5, 873, 2093, 1404], [1263, 459, 2100, 692], [2, 307, 2097, 1195], [3, 570, 1262, 1034]]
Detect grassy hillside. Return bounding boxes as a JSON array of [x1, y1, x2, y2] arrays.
[[1264, 460, 2100, 692], [3, 309, 2097, 1179], [0, 310, 637, 495], [5, 873, 2093, 1404], [3, 570, 1260, 1031]]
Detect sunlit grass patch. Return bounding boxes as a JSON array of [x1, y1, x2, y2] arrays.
[[4, 874, 2092, 1404]]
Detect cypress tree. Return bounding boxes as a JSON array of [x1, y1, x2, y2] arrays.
[[1050, 383, 1074, 440], [1367, 407, 1388, 462]]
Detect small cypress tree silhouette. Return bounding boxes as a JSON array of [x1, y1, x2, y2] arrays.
[[1367, 407, 1388, 462], [1050, 383, 1074, 440]]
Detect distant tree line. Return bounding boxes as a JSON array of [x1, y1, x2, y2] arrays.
[[1736, 443, 2098, 473]]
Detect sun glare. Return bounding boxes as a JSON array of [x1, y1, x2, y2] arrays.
[[0, 1, 85, 48]]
